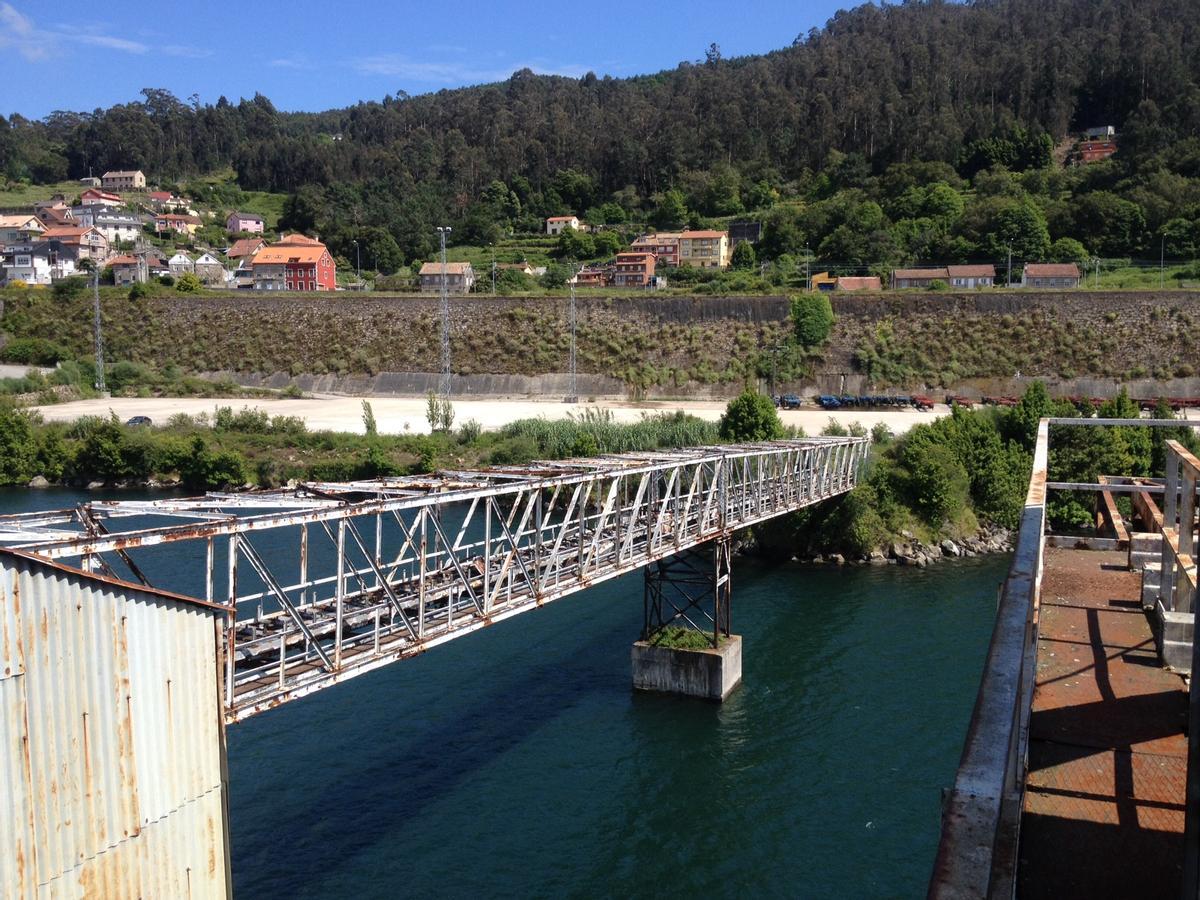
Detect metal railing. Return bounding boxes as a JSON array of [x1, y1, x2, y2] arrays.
[[0, 437, 867, 722], [929, 418, 1200, 898]]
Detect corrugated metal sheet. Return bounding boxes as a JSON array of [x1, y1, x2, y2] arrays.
[[0, 550, 230, 899]]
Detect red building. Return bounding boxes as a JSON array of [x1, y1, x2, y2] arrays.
[[251, 234, 336, 291], [612, 252, 656, 287]]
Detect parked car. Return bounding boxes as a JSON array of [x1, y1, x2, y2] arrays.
[[779, 394, 802, 409], [125, 416, 152, 427]]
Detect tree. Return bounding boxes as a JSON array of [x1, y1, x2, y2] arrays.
[[719, 391, 783, 442], [1049, 237, 1089, 266], [790, 295, 835, 347], [730, 240, 756, 270], [901, 441, 970, 524], [652, 189, 688, 230], [175, 273, 202, 293]]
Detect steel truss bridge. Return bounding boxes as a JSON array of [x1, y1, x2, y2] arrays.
[[0, 437, 866, 722]]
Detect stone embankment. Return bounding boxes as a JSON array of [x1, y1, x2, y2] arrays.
[[800, 524, 1014, 567]]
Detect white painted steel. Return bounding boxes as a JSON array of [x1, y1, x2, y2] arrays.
[[0, 439, 867, 723]]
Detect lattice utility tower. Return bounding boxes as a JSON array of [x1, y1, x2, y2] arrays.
[[437, 226, 452, 397]]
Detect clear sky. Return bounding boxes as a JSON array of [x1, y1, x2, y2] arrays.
[[2, 0, 855, 119]]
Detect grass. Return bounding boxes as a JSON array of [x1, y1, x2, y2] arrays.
[[0, 179, 85, 207]]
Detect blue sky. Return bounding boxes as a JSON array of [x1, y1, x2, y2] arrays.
[[2, 0, 853, 119]]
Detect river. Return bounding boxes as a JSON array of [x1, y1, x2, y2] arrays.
[[3, 489, 1005, 898]]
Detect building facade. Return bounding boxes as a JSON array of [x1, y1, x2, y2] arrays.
[[546, 215, 580, 235], [946, 265, 996, 289], [226, 212, 264, 234], [630, 233, 681, 267], [678, 231, 729, 268], [251, 235, 336, 291], [1022, 263, 1081, 288], [101, 170, 146, 190], [80, 188, 123, 208], [107, 255, 148, 286], [612, 252, 656, 287], [0, 215, 45, 246], [418, 261, 475, 294], [891, 267, 949, 289], [92, 212, 145, 245]]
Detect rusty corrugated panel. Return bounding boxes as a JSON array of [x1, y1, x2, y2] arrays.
[[0, 552, 229, 899]]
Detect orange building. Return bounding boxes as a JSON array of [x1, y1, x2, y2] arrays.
[[612, 252, 656, 287], [251, 234, 336, 291]]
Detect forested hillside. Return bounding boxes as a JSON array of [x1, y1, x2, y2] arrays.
[[3, 0, 1199, 268]]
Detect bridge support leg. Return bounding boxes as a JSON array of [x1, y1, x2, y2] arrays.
[[631, 537, 742, 701]]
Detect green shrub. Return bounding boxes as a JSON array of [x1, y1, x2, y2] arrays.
[[790, 294, 835, 347], [900, 441, 970, 524], [2, 337, 67, 366], [175, 273, 202, 293], [718, 390, 783, 442]]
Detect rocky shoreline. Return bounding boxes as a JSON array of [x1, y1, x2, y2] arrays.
[[790, 523, 1014, 567]]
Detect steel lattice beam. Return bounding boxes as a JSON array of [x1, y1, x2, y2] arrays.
[[0, 438, 867, 721]]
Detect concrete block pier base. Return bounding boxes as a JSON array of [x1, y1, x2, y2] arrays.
[[631, 635, 742, 701]]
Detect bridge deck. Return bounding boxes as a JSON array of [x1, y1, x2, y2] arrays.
[[1018, 547, 1187, 899]]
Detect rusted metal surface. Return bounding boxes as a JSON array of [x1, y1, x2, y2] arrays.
[[1019, 548, 1187, 899], [0, 549, 229, 899], [929, 422, 1046, 899]]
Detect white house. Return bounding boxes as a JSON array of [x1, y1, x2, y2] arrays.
[[546, 215, 581, 235], [168, 251, 195, 276], [92, 212, 145, 245], [1, 241, 79, 285]]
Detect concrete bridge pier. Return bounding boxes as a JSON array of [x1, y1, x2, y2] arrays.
[[631, 536, 742, 701]]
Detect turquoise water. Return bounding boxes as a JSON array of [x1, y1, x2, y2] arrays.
[[1, 490, 1005, 898]]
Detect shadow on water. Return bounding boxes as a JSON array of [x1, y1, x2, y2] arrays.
[[228, 592, 638, 897]]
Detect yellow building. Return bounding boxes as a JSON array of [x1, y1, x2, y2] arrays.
[[809, 271, 838, 292], [678, 230, 729, 268]]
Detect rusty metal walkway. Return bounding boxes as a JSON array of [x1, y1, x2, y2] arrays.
[[0, 437, 866, 721], [1018, 547, 1187, 899]]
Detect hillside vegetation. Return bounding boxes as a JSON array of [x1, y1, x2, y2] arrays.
[[4, 289, 1200, 394], [2, 0, 1199, 277]]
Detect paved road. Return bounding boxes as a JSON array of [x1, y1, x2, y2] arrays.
[[31, 394, 950, 436]]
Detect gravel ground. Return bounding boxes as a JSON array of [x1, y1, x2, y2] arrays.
[[31, 394, 952, 436]]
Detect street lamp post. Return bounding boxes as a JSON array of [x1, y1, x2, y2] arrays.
[[436, 226, 452, 398]]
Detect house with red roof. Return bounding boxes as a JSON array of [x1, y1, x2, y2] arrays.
[[80, 188, 123, 208], [1022, 263, 1081, 288], [679, 230, 730, 268], [612, 252, 657, 287], [251, 234, 336, 291], [227, 237, 266, 262], [546, 215, 581, 235]]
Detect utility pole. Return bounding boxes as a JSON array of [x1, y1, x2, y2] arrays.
[[92, 267, 106, 395], [1095, 257, 1101, 289], [1161, 234, 1166, 290], [567, 271, 578, 403], [353, 239, 361, 285], [436, 226, 452, 398], [1006, 243, 1013, 287], [491, 249, 496, 295], [804, 244, 810, 290]]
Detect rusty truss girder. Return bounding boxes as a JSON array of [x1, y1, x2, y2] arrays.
[[0, 438, 867, 721]]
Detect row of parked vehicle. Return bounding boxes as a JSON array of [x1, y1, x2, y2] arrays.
[[772, 394, 937, 411]]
